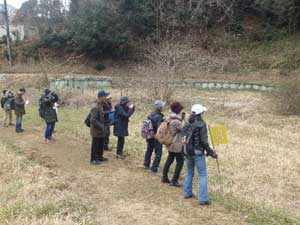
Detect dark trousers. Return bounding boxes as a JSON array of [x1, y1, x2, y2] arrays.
[[16, 115, 23, 131], [91, 137, 104, 162], [117, 136, 125, 155], [144, 138, 162, 172], [103, 125, 110, 150], [162, 152, 184, 183], [45, 122, 55, 139]]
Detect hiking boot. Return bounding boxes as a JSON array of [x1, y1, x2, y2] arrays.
[[20, 129, 25, 132], [144, 166, 150, 170], [16, 129, 23, 133], [9, 123, 14, 126], [161, 178, 171, 184], [169, 181, 182, 188], [90, 160, 101, 165], [99, 157, 108, 162], [150, 168, 158, 173], [200, 201, 211, 206], [184, 194, 195, 199], [104, 147, 112, 152]]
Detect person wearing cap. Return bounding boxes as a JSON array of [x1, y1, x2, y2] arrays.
[[183, 104, 218, 206], [162, 101, 185, 187], [103, 94, 113, 151], [1, 90, 14, 127], [39, 89, 59, 144], [90, 90, 109, 165], [143, 100, 165, 173], [113, 96, 135, 159], [14, 88, 26, 133]]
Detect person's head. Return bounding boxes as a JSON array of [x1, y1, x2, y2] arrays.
[[154, 100, 165, 112], [44, 88, 51, 95], [191, 104, 207, 116], [18, 88, 26, 96], [2, 90, 7, 95], [170, 101, 184, 114], [98, 90, 110, 103]]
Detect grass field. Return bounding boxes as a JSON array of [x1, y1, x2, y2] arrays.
[[0, 85, 299, 224]]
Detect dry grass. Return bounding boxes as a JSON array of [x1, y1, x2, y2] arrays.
[[0, 142, 96, 225], [0, 86, 300, 224]]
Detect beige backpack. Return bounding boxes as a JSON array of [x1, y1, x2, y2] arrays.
[[155, 121, 173, 146]]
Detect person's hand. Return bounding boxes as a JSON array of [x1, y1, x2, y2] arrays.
[[25, 100, 29, 105], [211, 152, 218, 159], [128, 103, 134, 109]]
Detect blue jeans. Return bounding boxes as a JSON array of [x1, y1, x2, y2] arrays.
[[45, 122, 55, 139], [144, 138, 162, 172], [16, 115, 23, 131], [184, 154, 209, 202]]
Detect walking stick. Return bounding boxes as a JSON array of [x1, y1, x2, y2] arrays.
[[208, 125, 220, 174]]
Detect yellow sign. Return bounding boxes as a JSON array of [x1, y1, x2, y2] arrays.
[[209, 126, 228, 145]]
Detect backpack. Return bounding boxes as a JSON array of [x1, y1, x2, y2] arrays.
[[84, 113, 91, 127], [182, 123, 195, 158], [10, 98, 15, 110], [38, 97, 46, 119], [0, 97, 5, 109], [141, 119, 155, 139], [155, 121, 173, 146]]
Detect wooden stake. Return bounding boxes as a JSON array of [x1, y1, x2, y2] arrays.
[[208, 125, 220, 174]]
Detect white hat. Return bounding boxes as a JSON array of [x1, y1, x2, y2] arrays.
[[154, 100, 166, 110], [191, 104, 207, 115]]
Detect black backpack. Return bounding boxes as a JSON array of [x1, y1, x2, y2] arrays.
[[38, 97, 46, 119], [84, 113, 91, 127], [182, 123, 196, 158]]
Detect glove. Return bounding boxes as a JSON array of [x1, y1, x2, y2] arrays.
[[211, 152, 218, 159]]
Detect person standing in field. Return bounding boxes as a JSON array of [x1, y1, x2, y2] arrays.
[[1, 90, 14, 127], [103, 93, 113, 151], [161, 101, 185, 187], [90, 90, 110, 165], [143, 100, 165, 173], [14, 88, 27, 133], [39, 89, 59, 144], [182, 104, 218, 206], [113, 96, 135, 160]]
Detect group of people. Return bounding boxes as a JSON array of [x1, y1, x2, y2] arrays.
[[89, 90, 218, 205], [142, 100, 218, 205], [1, 88, 27, 133], [1, 88, 218, 206]]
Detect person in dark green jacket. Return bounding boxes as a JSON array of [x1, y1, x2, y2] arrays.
[[14, 88, 26, 133], [39, 89, 59, 144]]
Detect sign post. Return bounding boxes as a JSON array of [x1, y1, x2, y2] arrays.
[[208, 125, 228, 174]]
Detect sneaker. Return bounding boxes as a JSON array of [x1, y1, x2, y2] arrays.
[[184, 194, 195, 199], [116, 154, 126, 160], [99, 157, 108, 162], [161, 178, 171, 184], [144, 166, 150, 170], [45, 139, 53, 144], [200, 201, 211, 206], [90, 160, 101, 165], [169, 181, 182, 188]]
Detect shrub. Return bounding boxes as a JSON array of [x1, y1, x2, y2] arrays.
[[273, 80, 300, 115], [95, 63, 106, 71]]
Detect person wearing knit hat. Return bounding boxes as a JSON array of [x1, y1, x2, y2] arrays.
[[182, 104, 218, 206], [14, 88, 27, 133], [143, 100, 165, 173], [113, 96, 135, 159], [161, 101, 185, 187]]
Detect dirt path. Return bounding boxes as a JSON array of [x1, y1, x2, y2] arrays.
[[0, 126, 248, 225]]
